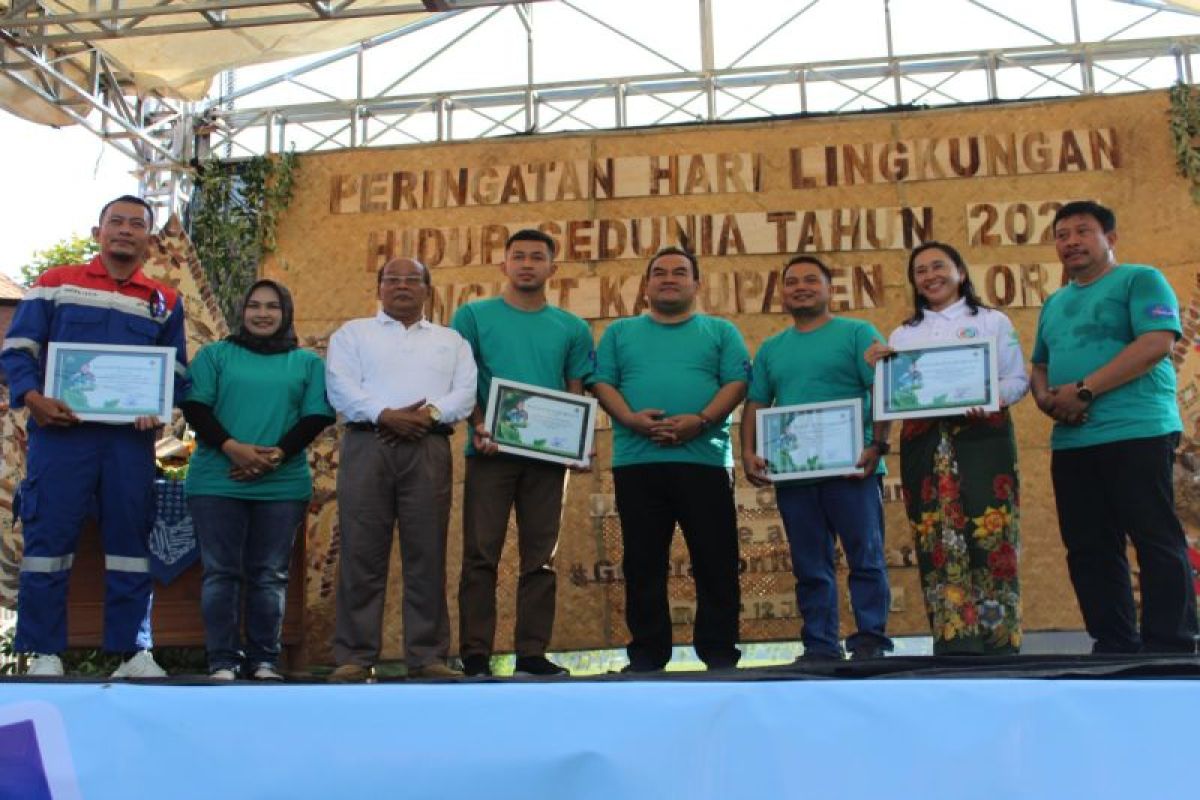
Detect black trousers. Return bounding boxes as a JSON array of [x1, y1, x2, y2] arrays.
[[613, 463, 741, 669], [1051, 433, 1198, 654]]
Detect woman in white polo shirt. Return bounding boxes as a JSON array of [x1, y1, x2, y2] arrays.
[[866, 242, 1029, 656]]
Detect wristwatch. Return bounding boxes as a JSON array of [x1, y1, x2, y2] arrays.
[[424, 404, 443, 423], [870, 440, 891, 456], [1075, 381, 1095, 404], [696, 411, 713, 428]]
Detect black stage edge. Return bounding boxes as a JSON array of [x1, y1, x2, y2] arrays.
[[3, 653, 1198, 686]]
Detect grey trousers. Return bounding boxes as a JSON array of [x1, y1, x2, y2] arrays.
[[458, 455, 568, 658], [333, 429, 452, 669]]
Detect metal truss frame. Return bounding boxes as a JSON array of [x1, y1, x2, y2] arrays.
[[0, 28, 191, 208], [3, 0, 1200, 218], [0, 0, 538, 45]]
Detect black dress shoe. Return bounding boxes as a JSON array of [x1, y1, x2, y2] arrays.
[[513, 655, 570, 676], [619, 663, 662, 674], [849, 645, 885, 661], [462, 654, 492, 677]]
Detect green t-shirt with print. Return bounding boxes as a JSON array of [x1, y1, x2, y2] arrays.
[[1031, 264, 1182, 450], [591, 313, 751, 468]]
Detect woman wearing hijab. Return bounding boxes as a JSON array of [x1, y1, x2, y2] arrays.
[[866, 242, 1029, 655], [181, 280, 334, 680]]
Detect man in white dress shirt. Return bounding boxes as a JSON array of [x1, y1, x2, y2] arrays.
[[325, 257, 477, 681]]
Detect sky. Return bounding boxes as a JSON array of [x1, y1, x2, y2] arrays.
[[0, 114, 140, 282], [2, 0, 1197, 284]]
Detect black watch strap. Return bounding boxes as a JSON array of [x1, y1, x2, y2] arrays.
[[871, 440, 891, 456]]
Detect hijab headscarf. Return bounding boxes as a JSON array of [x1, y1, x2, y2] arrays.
[[226, 279, 299, 355]]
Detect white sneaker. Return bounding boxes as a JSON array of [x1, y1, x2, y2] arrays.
[[209, 668, 237, 681], [26, 654, 64, 677], [111, 650, 167, 679], [252, 664, 285, 682]]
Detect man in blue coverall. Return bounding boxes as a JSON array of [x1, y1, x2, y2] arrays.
[[0, 195, 188, 678]]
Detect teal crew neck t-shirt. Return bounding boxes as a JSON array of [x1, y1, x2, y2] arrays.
[[591, 313, 751, 468], [748, 317, 886, 479], [1031, 264, 1182, 450], [451, 296, 595, 456], [184, 341, 333, 500]]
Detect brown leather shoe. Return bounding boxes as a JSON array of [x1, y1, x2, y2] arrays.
[[328, 664, 372, 684], [408, 662, 464, 679]]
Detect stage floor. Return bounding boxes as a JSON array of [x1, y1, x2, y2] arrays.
[[3, 653, 1198, 800]]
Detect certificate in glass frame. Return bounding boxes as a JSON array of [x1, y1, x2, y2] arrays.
[[874, 339, 999, 421], [484, 378, 597, 467], [45, 342, 176, 423], [756, 398, 864, 481]]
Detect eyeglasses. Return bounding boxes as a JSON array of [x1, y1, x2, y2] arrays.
[[380, 275, 426, 286]]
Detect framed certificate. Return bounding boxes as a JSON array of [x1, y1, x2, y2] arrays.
[[483, 378, 598, 467], [44, 342, 176, 423], [756, 398, 864, 481], [874, 338, 999, 421]]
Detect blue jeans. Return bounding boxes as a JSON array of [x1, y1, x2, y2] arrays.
[[776, 476, 892, 657], [188, 496, 306, 671]]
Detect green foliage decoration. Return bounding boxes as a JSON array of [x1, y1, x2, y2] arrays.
[[189, 153, 298, 326], [0, 625, 16, 675], [1169, 82, 1200, 204], [19, 234, 99, 287]]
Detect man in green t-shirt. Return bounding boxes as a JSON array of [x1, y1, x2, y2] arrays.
[[741, 255, 892, 661], [1031, 200, 1197, 654], [452, 229, 594, 677], [591, 247, 749, 672]]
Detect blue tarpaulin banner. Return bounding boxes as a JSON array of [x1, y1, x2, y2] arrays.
[[1, 677, 1197, 799]]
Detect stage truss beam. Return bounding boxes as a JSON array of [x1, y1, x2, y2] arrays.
[[1, 0, 1198, 220]]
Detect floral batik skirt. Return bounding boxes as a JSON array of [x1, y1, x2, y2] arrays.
[[900, 412, 1022, 655]]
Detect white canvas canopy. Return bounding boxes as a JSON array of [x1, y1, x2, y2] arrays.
[[0, 1, 442, 123]]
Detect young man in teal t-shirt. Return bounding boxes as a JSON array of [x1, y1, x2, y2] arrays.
[[1031, 200, 1196, 654], [452, 229, 594, 677], [591, 248, 749, 672], [742, 256, 893, 662]]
